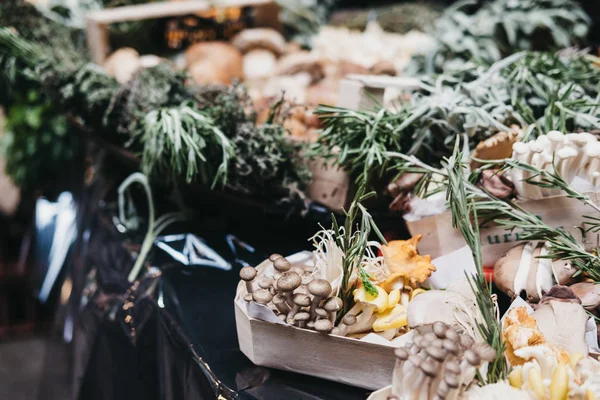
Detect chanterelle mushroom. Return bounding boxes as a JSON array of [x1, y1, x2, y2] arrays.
[[380, 235, 436, 291]]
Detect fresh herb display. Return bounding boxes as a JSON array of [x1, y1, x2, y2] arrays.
[[311, 51, 600, 187], [412, 0, 590, 73]]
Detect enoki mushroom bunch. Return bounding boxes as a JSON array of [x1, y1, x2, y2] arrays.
[[388, 322, 495, 400], [509, 131, 599, 199], [240, 254, 344, 333]]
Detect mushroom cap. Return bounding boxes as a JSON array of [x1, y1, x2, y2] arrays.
[[323, 297, 343, 312], [473, 343, 497, 363], [274, 51, 324, 84], [445, 360, 461, 375], [493, 243, 526, 298], [240, 266, 257, 281], [231, 28, 286, 55], [433, 321, 448, 338], [269, 253, 283, 262], [315, 307, 329, 318], [307, 321, 315, 329], [372, 304, 408, 331], [353, 285, 388, 312], [272, 294, 287, 305], [551, 259, 576, 285], [277, 313, 286, 322], [292, 294, 311, 307], [257, 277, 274, 289], [426, 346, 447, 361], [442, 339, 459, 355], [273, 257, 292, 272], [395, 347, 409, 360], [445, 374, 460, 388], [570, 282, 600, 310], [445, 328, 459, 342], [421, 360, 438, 377], [464, 349, 481, 366], [460, 334, 474, 349], [294, 311, 311, 322], [342, 314, 357, 326], [308, 279, 332, 298], [243, 293, 253, 302], [277, 272, 302, 291], [252, 289, 273, 304], [314, 319, 333, 333], [408, 354, 423, 367], [185, 42, 243, 83]]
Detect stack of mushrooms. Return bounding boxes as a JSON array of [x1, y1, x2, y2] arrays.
[[388, 322, 495, 400], [240, 254, 343, 333]]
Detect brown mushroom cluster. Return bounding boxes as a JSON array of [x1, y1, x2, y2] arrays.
[[240, 254, 345, 333], [388, 322, 495, 400]]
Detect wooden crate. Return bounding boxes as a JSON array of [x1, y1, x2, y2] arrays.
[[86, 0, 281, 64], [406, 192, 600, 267]]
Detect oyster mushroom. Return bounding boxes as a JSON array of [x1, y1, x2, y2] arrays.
[[372, 304, 408, 333], [570, 282, 600, 310], [308, 279, 332, 320], [346, 285, 389, 334], [532, 299, 589, 356], [239, 266, 257, 294]]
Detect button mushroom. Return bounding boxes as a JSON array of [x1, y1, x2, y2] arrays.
[[307, 279, 332, 319], [240, 266, 257, 294]]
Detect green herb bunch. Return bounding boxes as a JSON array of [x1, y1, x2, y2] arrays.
[[412, 0, 590, 74], [311, 51, 600, 186]]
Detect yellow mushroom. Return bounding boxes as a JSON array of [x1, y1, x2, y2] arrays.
[[372, 304, 408, 332], [549, 364, 568, 400], [388, 289, 401, 309], [527, 367, 546, 400], [353, 285, 389, 313], [509, 366, 523, 388], [380, 235, 436, 291]]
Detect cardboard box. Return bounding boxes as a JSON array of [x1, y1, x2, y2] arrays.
[[234, 254, 397, 390], [405, 192, 600, 267]]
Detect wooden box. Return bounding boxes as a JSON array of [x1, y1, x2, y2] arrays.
[[234, 254, 397, 390], [85, 0, 281, 64], [406, 192, 600, 267]]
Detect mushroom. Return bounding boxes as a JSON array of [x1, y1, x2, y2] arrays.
[[584, 141, 600, 186], [370, 60, 396, 76], [372, 304, 408, 333], [345, 285, 389, 334], [273, 257, 292, 273], [333, 314, 357, 337], [287, 294, 311, 322], [239, 266, 257, 294], [472, 129, 519, 169], [269, 253, 282, 262], [478, 169, 515, 199], [323, 297, 343, 323], [419, 360, 439, 400], [407, 289, 476, 331], [243, 49, 277, 81], [185, 42, 243, 84], [307, 279, 332, 319], [315, 307, 329, 320], [392, 347, 409, 396], [103, 47, 140, 84], [231, 28, 286, 55], [532, 299, 589, 356], [313, 319, 333, 333], [257, 277, 274, 290], [494, 242, 575, 302], [272, 293, 290, 314], [294, 311, 311, 328], [243, 293, 253, 302], [251, 288, 272, 305], [276, 271, 302, 308], [570, 282, 600, 310], [274, 51, 324, 84]]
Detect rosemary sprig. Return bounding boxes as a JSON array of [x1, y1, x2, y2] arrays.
[[443, 139, 507, 383], [333, 184, 387, 319]]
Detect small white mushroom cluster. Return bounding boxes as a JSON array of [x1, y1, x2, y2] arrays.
[[240, 254, 344, 333], [509, 131, 599, 199], [388, 322, 495, 400]]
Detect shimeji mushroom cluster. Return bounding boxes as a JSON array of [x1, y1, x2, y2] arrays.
[[509, 131, 600, 199], [388, 322, 495, 400], [240, 254, 345, 333]]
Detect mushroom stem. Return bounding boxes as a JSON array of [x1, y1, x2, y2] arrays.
[[346, 304, 377, 334], [392, 348, 409, 396]]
